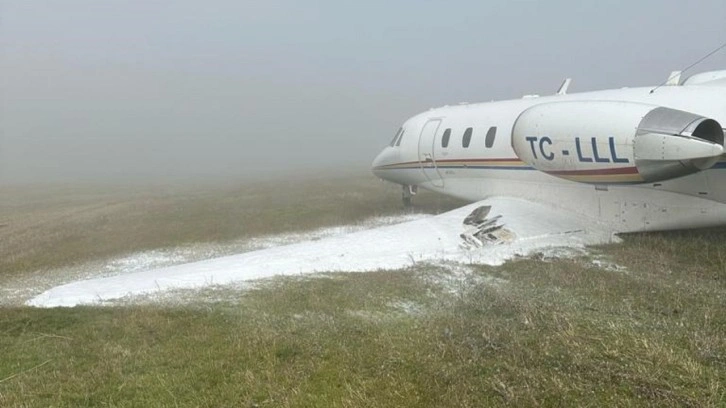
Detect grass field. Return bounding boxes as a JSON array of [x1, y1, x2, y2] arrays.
[[1, 176, 725, 406], [0, 176, 463, 281]]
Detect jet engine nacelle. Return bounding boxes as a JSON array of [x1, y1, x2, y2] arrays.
[[511, 101, 724, 184]]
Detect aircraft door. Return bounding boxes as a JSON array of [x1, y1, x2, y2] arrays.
[[418, 118, 445, 187]]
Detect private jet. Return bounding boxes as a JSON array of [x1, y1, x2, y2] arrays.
[[373, 70, 726, 240]]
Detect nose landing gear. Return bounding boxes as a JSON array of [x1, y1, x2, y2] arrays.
[[402, 185, 417, 207]]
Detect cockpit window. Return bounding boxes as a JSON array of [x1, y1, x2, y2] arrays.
[[462, 127, 473, 148], [395, 129, 405, 146], [389, 127, 402, 146]]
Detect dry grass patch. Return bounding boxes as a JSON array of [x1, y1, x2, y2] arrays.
[[0, 176, 465, 280]]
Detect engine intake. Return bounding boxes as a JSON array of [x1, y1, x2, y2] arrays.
[[511, 101, 724, 184]]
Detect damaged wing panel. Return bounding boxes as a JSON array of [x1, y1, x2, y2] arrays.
[[460, 206, 513, 248], [28, 198, 615, 307]]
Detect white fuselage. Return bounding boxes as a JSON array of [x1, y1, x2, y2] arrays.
[[372, 83, 726, 233]]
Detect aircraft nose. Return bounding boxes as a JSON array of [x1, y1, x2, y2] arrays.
[[371, 149, 385, 168], [371, 149, 387, 178]]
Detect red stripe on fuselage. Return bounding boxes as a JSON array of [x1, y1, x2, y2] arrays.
[[546, 167, 638, 176], [435, 158, 522, 163], [376, 158, 525, 169]]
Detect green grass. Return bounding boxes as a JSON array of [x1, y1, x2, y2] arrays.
[[1, 177, 725, 406], [1, 245, 725, 406]]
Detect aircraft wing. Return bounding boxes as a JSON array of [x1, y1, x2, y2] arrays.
[[28, 197, 615, 307]]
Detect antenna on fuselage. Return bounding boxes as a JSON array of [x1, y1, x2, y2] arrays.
[[650, 40, 726, 94], [556, 78, 572, 95]]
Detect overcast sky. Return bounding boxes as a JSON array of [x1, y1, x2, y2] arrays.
[[2, 1, 726, 183]]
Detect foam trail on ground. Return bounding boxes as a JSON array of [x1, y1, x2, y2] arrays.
[[28, 198, 614, 307]]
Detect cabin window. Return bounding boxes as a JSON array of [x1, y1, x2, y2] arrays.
[[395, 129, 405, 146], [485, 126, 497, 148], [389, 128, 402, 146], [441, 128, 451, 148], [462, 127, 473, 148]]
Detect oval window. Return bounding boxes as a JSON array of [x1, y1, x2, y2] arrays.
[[485, 126, 497, 148], [441, 128, 451, 148], [462, 127, 473, 148]]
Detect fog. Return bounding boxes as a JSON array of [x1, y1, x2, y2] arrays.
[[2, 1, 725, 184]]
